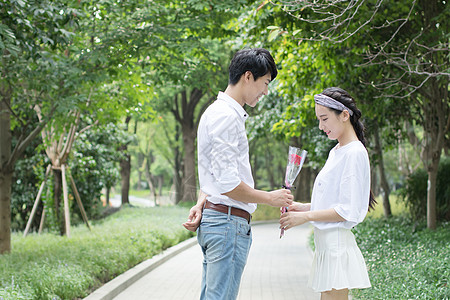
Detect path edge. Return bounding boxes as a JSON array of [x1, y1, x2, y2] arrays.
[[83, 220, 311, 300], [83, 236, 198, 300]]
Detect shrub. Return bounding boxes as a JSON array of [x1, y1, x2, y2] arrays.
[[399, 156, 450, 222], [11, 149, 48, 232]]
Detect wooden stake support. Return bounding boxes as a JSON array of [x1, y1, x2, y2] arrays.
[[38, 209, 45, 235], [69, 173, 91, 230], [61, 164, 71, 237], [23, 164, 91, 237], [23, 165, 51, 237]]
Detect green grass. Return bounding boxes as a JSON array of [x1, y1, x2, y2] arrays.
[[252, 204, 282, 221], [0, 205, 194, 300], [366, 195, 406, 219]]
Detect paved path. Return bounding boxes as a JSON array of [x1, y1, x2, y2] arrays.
[[112, 222, 320, 300], [110, 195, 156, 207]]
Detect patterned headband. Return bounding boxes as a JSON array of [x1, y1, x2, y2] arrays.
[[314, 93, 354, 116]]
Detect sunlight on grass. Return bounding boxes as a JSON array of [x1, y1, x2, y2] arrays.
[[367, 194, 407, 219]]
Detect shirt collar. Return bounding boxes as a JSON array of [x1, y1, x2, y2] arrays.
[[217, 91, 249, 121]]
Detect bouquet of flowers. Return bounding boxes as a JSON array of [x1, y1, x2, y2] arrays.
[[280, 146, 307, 238]]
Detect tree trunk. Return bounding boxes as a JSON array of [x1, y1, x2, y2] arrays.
[[419, 0, 448, 230], [181, 125, 197, 202], [137, 152, 144, 190], [158, 176, 163, 197], [119, 116, 132, 205], [120, 154, 131, 205], [0, 84, 12, 253], [143, 157, 157, 205], [295, 166, 312, 203], [370, 167, 379, 197], [373, 122, 392, 217], [427, 160, 439, 230], [0, 172, 12, 254], [171, 89, 208, 203], [106, 188, 110, 206], [52, 168, 65, 235], [173, 171, 183, 205], [173, 123, 183, 204]]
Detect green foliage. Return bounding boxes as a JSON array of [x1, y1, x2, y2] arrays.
[[0, 0, 78, 58], [9, 122, 126, 232], [0, 206, 194, 300], [352, 217, 450, 299], [399, 156, 450, 222], [11, 152, 48, 232], [69, 122, 124, 221]]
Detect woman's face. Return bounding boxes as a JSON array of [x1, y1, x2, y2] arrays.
[[315, 104, 345, 141]]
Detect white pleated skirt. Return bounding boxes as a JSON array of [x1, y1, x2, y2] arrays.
[[308, 227, 371, 293]]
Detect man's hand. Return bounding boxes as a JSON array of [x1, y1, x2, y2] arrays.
[[267, 189, 294, 207], [287, 202, 311, 212], [182, 204, 203, 232], [183, 191, 207, 232]]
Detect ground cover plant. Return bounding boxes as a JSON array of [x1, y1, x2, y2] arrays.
[[0, 206, 193, 300], [352, 217, 450, 299]]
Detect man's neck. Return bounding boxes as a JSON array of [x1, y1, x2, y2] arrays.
[[224, 85, 245, 107]]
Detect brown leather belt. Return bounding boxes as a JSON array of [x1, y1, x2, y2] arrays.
[[204, 200, 251, 223]]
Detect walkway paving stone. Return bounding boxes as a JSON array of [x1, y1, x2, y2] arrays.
[[112, 222, 320, 300]]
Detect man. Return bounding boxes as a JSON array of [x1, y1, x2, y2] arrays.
[[183, 48, 293, 300]]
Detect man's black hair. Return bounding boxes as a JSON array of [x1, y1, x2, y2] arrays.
[[228, 48, 278, 85]]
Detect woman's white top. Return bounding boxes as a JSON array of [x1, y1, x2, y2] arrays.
[[310, 141, 370, 230]]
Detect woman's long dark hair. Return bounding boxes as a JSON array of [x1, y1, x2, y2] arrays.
[[321, 87, 376, 211]]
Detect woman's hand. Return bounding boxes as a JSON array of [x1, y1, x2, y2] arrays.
[[279, 211, 309, 231]]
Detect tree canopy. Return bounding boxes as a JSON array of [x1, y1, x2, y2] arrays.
[[1, 0, 448, 253]]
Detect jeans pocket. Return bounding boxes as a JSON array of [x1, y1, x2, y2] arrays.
[[237, 222, 251, 237], [198, 222, 229, 263]]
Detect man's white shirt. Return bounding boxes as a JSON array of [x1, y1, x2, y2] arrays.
[[197, 92, 257, 214]]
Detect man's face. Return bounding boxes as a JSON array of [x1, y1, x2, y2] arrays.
[[244, 72, 271, 107]]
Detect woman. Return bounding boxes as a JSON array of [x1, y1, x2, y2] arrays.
[[279, 87, 375, 300]]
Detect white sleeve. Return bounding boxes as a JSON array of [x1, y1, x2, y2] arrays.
[[334, 151, 370, 226]]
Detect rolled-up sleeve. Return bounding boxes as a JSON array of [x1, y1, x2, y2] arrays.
[[208, 114, 242, 194], [334, 175, 364, 226], [334, 150, 370, 227]]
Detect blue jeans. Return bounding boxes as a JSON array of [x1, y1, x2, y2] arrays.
[[197, 208, 252, 300]]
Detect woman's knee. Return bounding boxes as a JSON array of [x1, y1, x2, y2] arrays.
[[320, 288, 349, 300]]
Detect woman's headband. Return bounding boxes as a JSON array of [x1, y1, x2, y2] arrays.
[[314, 93, 354, 116]]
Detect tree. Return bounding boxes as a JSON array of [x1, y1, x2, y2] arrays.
[[76, 0, 250, 204], [267, 0, 449, 229], [0, 0, 79, 253], [145, 17, 244, 202]]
